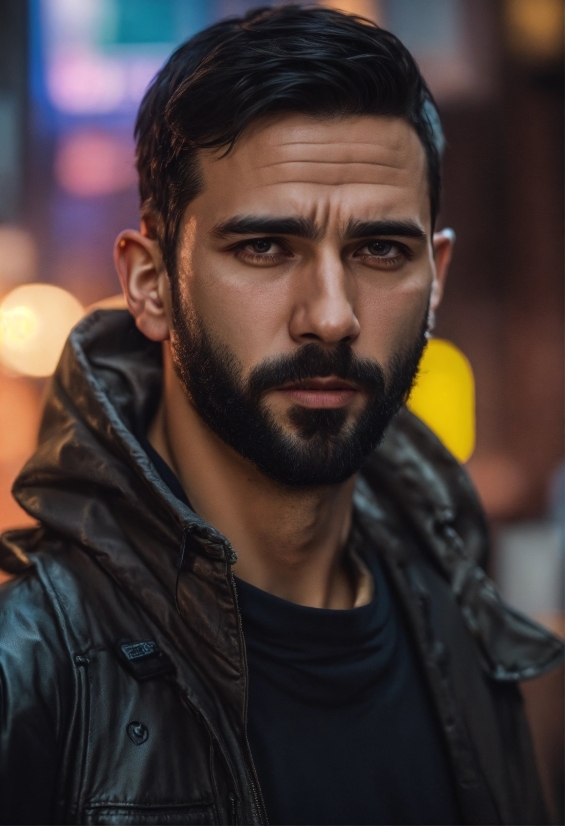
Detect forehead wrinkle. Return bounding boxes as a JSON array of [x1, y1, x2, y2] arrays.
[[265, 142, 407, 156], [198, 117, 431, 236], [256, 159, 404, 171], [275, 139, 401, 146], [258, 137, 409, 160], [255, 145, 409, 169], [250, 173, 411, 190], [249, 160, 411, 187], [281, 185, 424, 229]]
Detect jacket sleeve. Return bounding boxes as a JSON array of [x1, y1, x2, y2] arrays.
[[0, 571, 75, 825]]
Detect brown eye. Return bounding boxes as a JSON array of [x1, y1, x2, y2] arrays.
[[249, 239, 273, 254], [367, 241, 395, 257], [233, 237, 291, 267]]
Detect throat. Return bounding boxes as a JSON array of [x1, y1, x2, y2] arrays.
[[148, 344, 361, 609], [217, 477, 360, 609]]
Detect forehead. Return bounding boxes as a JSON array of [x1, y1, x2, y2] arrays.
[[195, 114, 430, 228]]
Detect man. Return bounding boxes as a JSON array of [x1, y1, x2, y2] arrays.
[[0, 6, 562, 825]]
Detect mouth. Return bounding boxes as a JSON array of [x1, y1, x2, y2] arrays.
[[275, 376, 359, 409]]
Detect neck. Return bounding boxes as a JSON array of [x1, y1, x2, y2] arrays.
[[148, 344, 358, 609]]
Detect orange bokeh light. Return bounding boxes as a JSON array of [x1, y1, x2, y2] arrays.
[[0, 284, 84, 377]]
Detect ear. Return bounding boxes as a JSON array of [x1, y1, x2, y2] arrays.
[[430, 228, 455, 313], [114, 229, 171, 342]]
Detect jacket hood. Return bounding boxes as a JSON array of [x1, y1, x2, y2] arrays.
[[15, 309, 221, 555], [12, 310, 251, 740], [11, 309, 564, 682]]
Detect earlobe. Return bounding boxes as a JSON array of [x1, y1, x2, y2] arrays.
[[114, 230, 171, 342]]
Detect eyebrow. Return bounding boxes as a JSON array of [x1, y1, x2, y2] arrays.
[[212, 215, 320, 240], [211, 215, 426, 242], [344, 219, 427, 240]]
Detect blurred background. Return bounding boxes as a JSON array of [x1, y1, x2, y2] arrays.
[[0, 0, 563, 817]]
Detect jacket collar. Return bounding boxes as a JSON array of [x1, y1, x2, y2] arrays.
[[11, 309, 563, 688]]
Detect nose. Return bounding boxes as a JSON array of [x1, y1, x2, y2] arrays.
[[288, 250, 361, 346]]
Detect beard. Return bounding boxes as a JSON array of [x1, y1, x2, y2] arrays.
[[169, 294, 428, 487]]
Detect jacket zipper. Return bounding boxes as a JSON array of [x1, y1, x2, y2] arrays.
[[202, 711, 245, 826], [228, 791, 239, 825], [72, 653, 91, 824], [225, 541, 269, 826], [177, 526, 263, 823]]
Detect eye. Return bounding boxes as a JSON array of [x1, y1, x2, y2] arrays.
[[249, 238, 275, 254], [353, 238, 409, 269], [233, 237, 291, 266], [366, 241, 397, 257]]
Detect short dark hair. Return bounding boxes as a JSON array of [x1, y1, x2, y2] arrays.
[[135, 4, 443, 276]]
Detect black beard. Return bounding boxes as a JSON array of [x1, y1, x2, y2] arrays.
[[170, 297, 428, 487]]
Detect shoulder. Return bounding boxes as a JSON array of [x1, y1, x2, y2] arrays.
[[0, 526, 145, 814], [0, 533, 77, 811], [367, 406, 489, 566], [0, 530, 93, 820], [0, 525, 143, 708], [0, 566, 75, 771], [361, 408, 564, 681], [0, 530, 80, 714], [0, 526, 144, 656], [0, 529, 68, 655]]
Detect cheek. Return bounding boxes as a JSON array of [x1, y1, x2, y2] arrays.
[[355, 272, 431, 361], [184, 249, 294, 369]]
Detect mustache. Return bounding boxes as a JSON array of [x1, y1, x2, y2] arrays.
[[246, 342, 386, 400]]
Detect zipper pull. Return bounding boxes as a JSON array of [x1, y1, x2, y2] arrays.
[[228, 792, 239, 825]]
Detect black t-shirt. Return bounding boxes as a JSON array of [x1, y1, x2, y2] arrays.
[[236, 549, 460, 826], [141, 436, 460, 825]]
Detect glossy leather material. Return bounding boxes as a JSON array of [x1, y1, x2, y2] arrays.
[[0, 310, 562, 825]]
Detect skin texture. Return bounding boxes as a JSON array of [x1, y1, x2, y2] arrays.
[[115, 114, 453, 609]]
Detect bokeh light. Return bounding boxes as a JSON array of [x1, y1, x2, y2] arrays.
[[0, 373, 41, 533], [55, 128, 137, 196], [319, 0, 381, 22], [0, 283, 83, 377], [407, 338, 475, 463], [505, 0, 564, 63], [0, 226, 37, 292], [48, 52, 126, 114]]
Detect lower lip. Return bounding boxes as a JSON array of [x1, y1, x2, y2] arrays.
[[279, 388, 357, 408]]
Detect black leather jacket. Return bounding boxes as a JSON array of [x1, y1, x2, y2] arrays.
[[0, 310, 562, 825]]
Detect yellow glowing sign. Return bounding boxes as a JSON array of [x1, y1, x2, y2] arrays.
[[407, 338, 475, 463], [0, 284, 83, 377]]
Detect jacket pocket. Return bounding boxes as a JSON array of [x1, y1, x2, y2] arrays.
[[82, 802, 216, 825]]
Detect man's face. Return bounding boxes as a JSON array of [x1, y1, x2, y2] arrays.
[[167, 114, 442, 486]]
